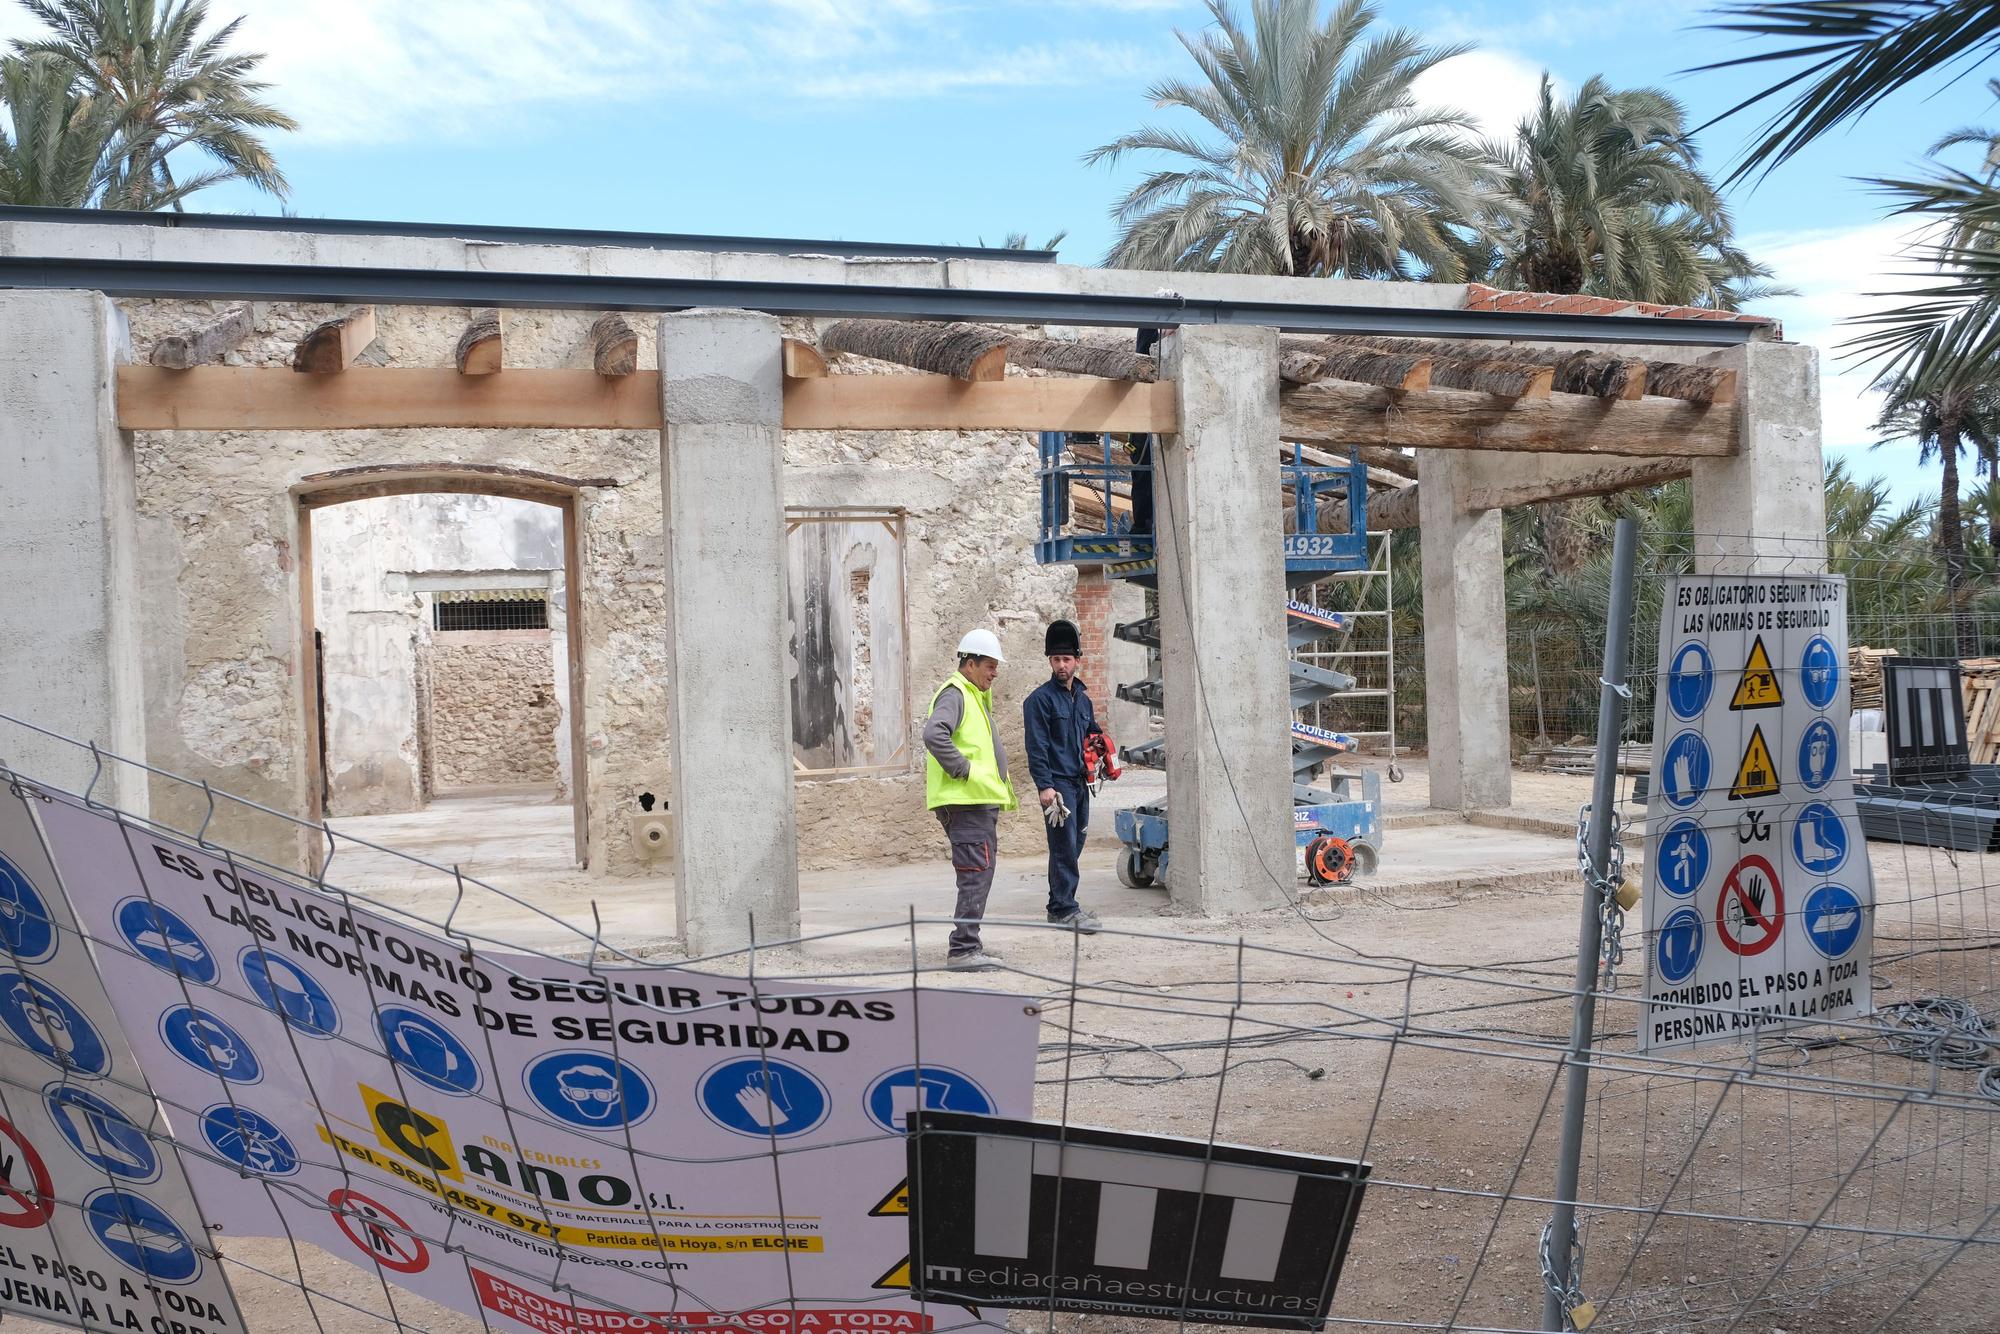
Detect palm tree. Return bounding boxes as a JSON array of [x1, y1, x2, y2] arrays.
[[0, 54, 118, 205], [1489, 75, 1778, 308], [1, 50, 214, 207], [1871, 375, 2000, 653], [1698, 3, 2000, 384], [1085, 0, 1507, 277], [13, 0, 296, 209]]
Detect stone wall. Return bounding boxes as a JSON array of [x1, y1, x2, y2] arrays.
[[117, 298, 667, 873], [423, 634, 561, 789], [113, 299, 1115, 874]]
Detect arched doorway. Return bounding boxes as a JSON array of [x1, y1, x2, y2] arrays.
[[295, 465, 589, 866]]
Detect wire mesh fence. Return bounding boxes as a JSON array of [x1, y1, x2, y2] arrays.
[[0, 615, 1995, 1334]]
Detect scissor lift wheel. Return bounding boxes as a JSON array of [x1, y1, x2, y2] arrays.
[[1118, 847, 1158, 889]]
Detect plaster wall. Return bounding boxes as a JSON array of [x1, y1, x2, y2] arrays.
[[114, 299, 1105, 875], [117, 299, 664, 872]]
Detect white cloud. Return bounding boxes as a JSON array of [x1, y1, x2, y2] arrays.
[[1744, 218, 1939, 451], [1411, 48, 1550, 142], [0, 0, 1139, 147]]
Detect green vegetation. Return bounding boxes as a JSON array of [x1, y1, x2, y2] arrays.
[[1, 0, 293, 208]]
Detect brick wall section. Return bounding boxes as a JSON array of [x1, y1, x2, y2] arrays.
[[423, 634, 561, 789], [1074, 568, 1115, 696]]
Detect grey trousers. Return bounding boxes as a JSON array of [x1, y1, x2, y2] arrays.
[[936, 805, 1000, 955]]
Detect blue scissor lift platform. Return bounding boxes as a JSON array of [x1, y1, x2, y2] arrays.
[[1035, 431, 1384, 891]]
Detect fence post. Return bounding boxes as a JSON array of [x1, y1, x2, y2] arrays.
[[1540, 516, 1638, 1331]]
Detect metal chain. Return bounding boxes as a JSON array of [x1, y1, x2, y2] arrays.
[[1539, 1214, 1589, 1327], [1575, 803, 1626, 990]]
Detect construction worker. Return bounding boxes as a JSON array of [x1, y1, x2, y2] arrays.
[[1023, 620, 1104, 933], [923, 629, 1017, 970]]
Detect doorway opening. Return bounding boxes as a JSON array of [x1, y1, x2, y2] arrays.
[[298, 475, 587, 868]]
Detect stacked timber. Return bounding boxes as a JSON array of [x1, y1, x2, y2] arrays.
[[1850, 647, 1895, 711], [1961, 660, 2000, 762]]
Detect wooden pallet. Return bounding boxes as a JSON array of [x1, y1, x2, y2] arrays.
[[1849, 645, 1896, 712], [1963, 659, 2000, 763]]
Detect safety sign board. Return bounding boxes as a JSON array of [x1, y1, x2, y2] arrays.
[[1641, 574, 1875, 1051], [28, 786, 1040, 1334], [904, 1111, 1370, 1329], [0, 780, 249, 1332]]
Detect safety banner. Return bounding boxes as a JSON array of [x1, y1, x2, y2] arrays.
[[0, 783, 249, 1333], [1640, 573, 1874, 1051], [27, 790, 1040, 1333]]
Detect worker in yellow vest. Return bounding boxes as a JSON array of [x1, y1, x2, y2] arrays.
[[923, 628, 1018, 970]]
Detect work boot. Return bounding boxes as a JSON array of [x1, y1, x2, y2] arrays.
[[946, 949, 1004, 972], [1047, 908, 1101, 934]]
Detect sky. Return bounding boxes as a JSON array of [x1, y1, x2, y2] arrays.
[[3, 0, 1991, 510]]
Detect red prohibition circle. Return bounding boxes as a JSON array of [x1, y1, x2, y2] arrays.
[[1716, 855, 1785, 957], [0, 1116, 55, 1229], [327, 1188, 429, 1273]]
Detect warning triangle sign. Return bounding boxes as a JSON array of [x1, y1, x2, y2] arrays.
[[873, 1258, 911, 1290], [868, 1180, 908, 1217], [1729, 725, 1781, 800], [1729, 636, 1783, 710]]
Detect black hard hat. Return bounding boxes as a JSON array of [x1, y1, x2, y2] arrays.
[[1045, 620, 1081, 657]]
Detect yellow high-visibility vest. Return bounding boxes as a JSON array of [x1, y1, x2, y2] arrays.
[[924, 672, 1017, 810]]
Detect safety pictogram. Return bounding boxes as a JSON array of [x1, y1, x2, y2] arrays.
[[0, 1115, 55, 1229], [1729, 726, 1781, 801], [870, 1178, 910, 1289], [329, 1187, 429, 1273], [1717, 856, 1785, 956], [1729, 635, 1783, 710]]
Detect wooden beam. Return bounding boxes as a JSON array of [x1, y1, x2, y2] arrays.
[[784, 374, 1173, 433], [150, 305, 254, 369], [783, 338, 827, 379], [1279, 340, 1432, 391], [1280, 379, 1737, 457], [1353, 445, 1417, 480], [454, 309, 503, 375], [1004, 337, 1157, 382], [1551, 351, 1646, 400], [291, 307, 377, 374], [588, 313, 638, 377], [820, 320, 1008, 382], [1466, 458, 1693, 510], [114, 366, 1179, 434], [1645, 362, 1736, 405], [1070, 482, 1133, 522], [1364, 457, 1696, 532]]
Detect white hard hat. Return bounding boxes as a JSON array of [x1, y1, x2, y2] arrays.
[[956, 628, 1006, 663]]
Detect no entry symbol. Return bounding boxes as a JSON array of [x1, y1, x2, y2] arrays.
[[328, 1188, 429, 1273], [1717, 855, 1785, 957], [0, 1116, 54, 1229]]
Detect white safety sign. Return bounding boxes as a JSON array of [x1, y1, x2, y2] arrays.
[[0, 782, 248, 1334], [32, 791, 1039, 1334], [1641, 574, 1875, 1051]]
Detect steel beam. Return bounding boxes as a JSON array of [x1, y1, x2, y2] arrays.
[[0, 254, 1768, 345]]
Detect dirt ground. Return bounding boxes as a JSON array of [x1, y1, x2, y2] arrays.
[[10, 763, 1996, 1334]]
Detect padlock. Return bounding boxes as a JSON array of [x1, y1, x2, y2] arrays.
[[1568, 1300, 1598, 1330], [1615, 877, 1641, 911]]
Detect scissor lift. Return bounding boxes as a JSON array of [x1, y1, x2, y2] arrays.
[[1034, 433, 1384, 890]]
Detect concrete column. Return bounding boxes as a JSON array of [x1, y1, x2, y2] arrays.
[[658, 310, 798, 955], [1417, 450, 1512, 811], [1692, 340, 1826, 574], [0, 290, 146, 811], [1156, 325, 1293, 915]]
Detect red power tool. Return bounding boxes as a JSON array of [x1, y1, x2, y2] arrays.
[[1083, 732, 1122, 792]]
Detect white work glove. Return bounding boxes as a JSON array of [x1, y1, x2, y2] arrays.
[[1043, 790, 1070, 829]]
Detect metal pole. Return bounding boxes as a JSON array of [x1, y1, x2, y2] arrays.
[[1540, 516, 1638, 1332], [1531, 627, 1549, 746]]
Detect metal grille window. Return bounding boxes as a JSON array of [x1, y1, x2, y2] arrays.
[[432, 590, 549, 632]]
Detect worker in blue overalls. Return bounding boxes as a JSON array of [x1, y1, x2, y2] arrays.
[[1023, 619, 1104, 933]]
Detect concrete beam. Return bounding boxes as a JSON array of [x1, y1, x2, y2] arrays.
[[1691, 341, 1825, 574], [658, 309, 798, 954], [1417, 450, 1512, 811], [1156, 325, 1293, 915], [0, 291, 146, 809]]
